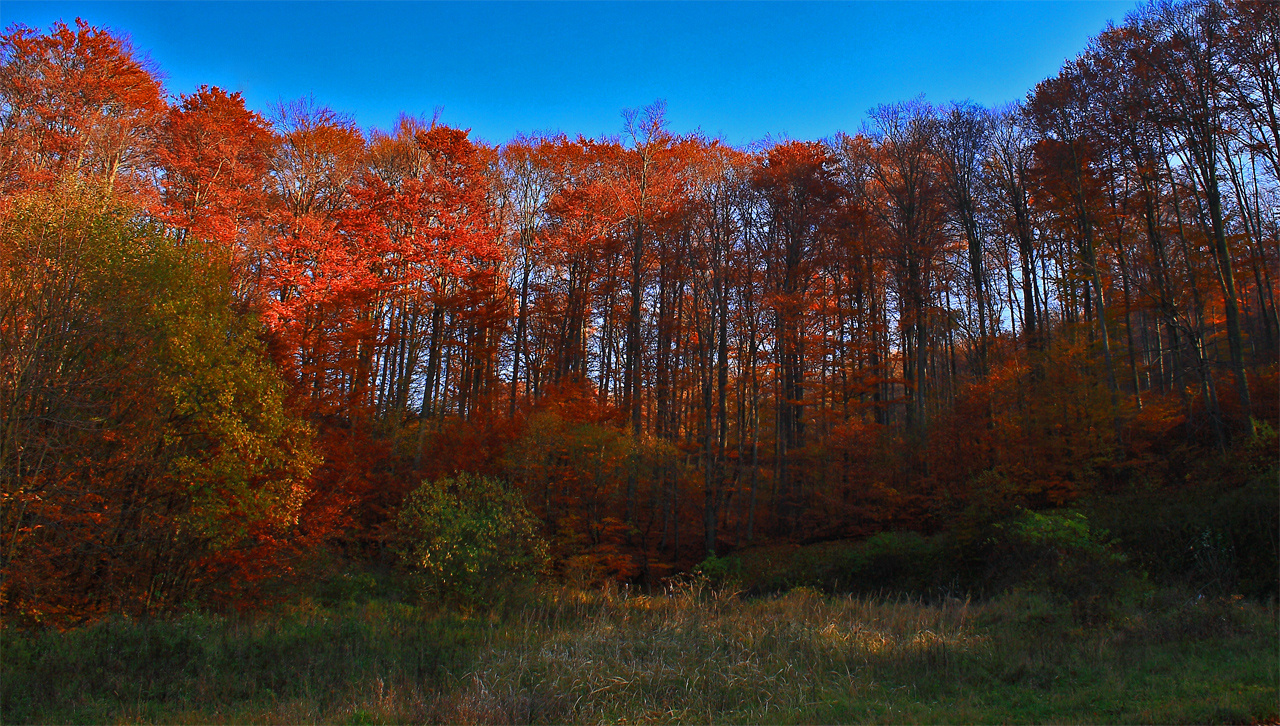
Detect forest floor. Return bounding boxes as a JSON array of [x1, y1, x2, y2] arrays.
[[4, 577, 1276, 725]]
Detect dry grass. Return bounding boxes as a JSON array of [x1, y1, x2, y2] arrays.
[[4, 581, 1275, 724], [462, 581, 980, 723], [418, 580, 1275, 724]]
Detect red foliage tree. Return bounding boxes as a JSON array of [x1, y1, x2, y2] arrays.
[[0, 19, 164, 200]]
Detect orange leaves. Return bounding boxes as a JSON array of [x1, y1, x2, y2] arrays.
[[269, 98, 364, 220], [156, 86, 273, 256], [0, 19, 164, 198], [751, 140, 838, 208], [540, 136, 627, 251], [255, 104, 503, 417], [398, 124, 502, 276]]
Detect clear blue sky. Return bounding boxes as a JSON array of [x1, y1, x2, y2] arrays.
[[4, 1, 1138, 147]]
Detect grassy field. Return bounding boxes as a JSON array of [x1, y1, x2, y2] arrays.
[[3, 579, 1276, 725]]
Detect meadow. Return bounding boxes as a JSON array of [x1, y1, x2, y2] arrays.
[[4, 576, 1275, 725]]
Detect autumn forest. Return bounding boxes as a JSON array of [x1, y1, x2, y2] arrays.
[[2, 0, 1278, 640]]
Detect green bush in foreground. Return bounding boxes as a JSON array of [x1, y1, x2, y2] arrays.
[[395, 473, 548, 606]]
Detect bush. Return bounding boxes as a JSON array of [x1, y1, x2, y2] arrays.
[[395, 473, 548, 606], [736, 532, 949, 597], [1000, 510, 1137, 624], [783, 532, 950, 596], [692, 555, 744, 589], [842, 531, 946, 593]]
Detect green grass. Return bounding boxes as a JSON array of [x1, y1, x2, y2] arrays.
[[3, 584, 1276, 724], [1, 601, 481, 724]]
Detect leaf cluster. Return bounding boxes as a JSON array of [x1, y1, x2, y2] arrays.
[[394, 473, 548, 606]]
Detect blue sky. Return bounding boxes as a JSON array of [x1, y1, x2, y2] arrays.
[[4, 1, 1138, 146]]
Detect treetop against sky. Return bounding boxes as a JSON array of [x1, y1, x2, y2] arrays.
[[5, 1, 1138, 145]]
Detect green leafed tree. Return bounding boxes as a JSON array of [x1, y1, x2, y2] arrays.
[[1, 182, 317, 623]]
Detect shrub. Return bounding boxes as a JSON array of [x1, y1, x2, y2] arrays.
[[741, 533, 949, 597], [395, 473, 548, 606], [1000, 510, 1136, 624], [843, 531, 946, 593], [692, 555, 744, 589]]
